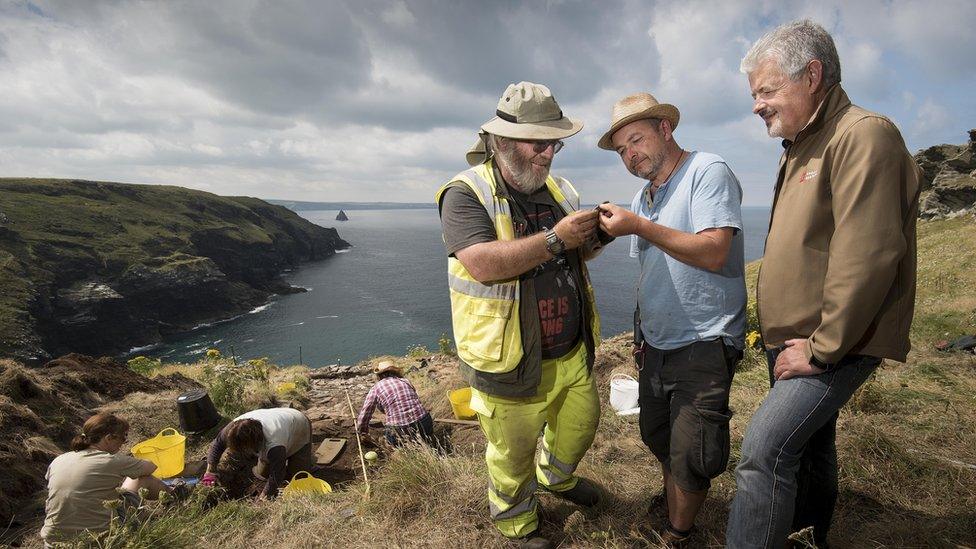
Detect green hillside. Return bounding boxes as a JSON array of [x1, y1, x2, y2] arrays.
[[0, 179, 348, 363]]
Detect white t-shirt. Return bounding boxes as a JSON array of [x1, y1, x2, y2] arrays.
[[41, 449, 146, 542], [234, 408, 310, 457]]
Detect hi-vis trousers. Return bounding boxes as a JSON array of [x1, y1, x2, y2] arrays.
[[469, 342, 600, 538]]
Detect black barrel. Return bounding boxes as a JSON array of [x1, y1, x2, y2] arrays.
[[176, 389, 221, 434]]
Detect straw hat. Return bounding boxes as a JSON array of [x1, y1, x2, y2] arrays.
[[372, 360, 402, 375], [480, 81, 583, 141], [597, 92, 680, 150]]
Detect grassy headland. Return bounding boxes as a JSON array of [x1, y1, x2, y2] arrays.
[[4, 215, 973, 548], [0, 179, 349, 363]]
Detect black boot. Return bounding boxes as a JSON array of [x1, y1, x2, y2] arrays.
[[545, 477, 601, 507], [516, 531, 552, 549]]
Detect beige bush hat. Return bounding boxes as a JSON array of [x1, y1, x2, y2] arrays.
[[465, 132, 488, 166], [372, 360, 402, 375], [598, 92, 680, 150], [480, 81, 583, 141]]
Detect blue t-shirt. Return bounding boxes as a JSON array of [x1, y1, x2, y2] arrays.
[[629, 151, 746, 350]]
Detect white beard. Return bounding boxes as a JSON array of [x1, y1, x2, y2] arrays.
[[495, 147, 549, 193]]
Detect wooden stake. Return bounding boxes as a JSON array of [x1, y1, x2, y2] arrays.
[[433, 418, 480, 427], [345, 389, 370, 498]]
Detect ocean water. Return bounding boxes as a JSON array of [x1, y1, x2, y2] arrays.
[[144, 207, 769, 366]]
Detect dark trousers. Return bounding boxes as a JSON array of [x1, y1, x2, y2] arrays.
[[385, 412, 435, 446], [637, 339, 740, 492]]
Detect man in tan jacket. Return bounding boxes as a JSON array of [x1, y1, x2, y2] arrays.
[[728, 20, 921, 548]]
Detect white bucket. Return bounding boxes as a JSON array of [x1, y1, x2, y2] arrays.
[[609, 373, 639, 414]]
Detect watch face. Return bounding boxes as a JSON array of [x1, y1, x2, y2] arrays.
[[546, 230, 565, 254]]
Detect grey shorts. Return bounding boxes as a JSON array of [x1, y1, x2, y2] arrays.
[[637, 338, 741, 491]]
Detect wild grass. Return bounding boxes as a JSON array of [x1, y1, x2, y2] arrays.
[[21, 217, 976, 548]]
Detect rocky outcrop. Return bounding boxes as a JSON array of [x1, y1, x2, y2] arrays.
[[915, 129, 976, 220], [0, 179, 349, 363]]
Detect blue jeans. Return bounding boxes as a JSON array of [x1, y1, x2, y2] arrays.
[[726, 351, 879, 548]]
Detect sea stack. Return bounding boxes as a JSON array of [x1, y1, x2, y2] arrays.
[[336, 209, 349, 221]]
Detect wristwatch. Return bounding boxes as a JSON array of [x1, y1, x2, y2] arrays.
[[544, 228, 565, 255]]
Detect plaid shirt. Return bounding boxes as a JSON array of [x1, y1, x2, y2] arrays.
[[356, 377, 427, 433]]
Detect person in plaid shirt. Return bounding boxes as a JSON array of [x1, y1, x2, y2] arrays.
[[356, 360, 434, 446]]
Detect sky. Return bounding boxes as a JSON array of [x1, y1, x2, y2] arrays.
[[1, 0, 974, 207]]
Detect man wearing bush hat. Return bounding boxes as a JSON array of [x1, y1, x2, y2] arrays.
[[435, 82, 603, 548], [596, 92, 746, 545]]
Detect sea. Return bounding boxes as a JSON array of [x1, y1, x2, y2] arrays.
[[141, 207, 770, 366]]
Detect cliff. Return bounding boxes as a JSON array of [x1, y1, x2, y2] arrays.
[[915, 129, 976, 219], [0, 179, 349, 363]]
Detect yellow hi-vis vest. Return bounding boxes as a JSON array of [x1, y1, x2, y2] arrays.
[[435, 160, 601, 374]]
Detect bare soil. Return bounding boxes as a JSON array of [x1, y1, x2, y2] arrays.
[[0, 354, 200, 539]]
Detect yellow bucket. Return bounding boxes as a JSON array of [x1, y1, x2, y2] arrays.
[[281, 471, 332, 497], [448, 387, 476, 420], [131, 428, 186, 479]]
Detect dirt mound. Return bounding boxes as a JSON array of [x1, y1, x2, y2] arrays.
[[41, 353, 197, 399], [0, 355, 200, 537]]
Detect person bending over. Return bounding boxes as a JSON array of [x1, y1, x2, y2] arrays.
[[203, 407, 313, 499], [356, 360, 435, 446]]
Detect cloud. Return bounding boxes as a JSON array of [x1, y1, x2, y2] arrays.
[[0, 0, 973, 206], [911, 98, 951, 138], [647, 0, 757, 126]]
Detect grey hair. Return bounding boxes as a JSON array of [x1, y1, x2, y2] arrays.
[[740, 19, 841, 88]]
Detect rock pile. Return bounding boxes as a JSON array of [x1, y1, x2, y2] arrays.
[[915, 129, 976, 220]]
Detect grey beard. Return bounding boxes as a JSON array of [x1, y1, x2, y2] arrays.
[[636, 150, 666, 180], [496, 149, 549, 193]]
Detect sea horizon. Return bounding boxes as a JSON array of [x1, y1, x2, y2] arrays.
[[141, 206, 771, 366]]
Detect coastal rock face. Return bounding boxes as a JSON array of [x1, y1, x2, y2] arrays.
[[915, 129, 976, 220], [0, 179, 349, 363]]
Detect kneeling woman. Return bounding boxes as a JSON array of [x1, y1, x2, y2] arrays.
[[42, 413, 170, 546], [356, 360, 434, 446], [203, 407, 312, 499]]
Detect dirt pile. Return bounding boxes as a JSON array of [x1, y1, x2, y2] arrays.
[[0, 354, 200, 533]]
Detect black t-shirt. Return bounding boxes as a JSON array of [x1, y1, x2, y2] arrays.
[[439, 179, 582, 359]]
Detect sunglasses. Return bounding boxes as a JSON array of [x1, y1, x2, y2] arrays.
[[524, 140, 564, 154]]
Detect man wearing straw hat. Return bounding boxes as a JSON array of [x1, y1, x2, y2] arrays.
[[596, 93, 746, 544], [435, 82, 603, 548]]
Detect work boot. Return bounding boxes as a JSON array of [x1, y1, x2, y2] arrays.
[[647, 486, 668, 517], [545, 477, 601, 507], [637, 522, 693, 548], [659, 524, 692, 548], [515, 531, 552, 549]]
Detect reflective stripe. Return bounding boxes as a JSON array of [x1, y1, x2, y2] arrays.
[[489, 477, 538, 504], [488, 478, 539, 519], [447, 273, 517, 300], [548, 176, 580, 214], [489, 495, 537, 520], [459, 167, 513, 222], [540, 446, 579, 486], [543, 448, 577, 476]]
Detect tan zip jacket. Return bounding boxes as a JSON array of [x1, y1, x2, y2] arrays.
[[758, 84, 921, 364]]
